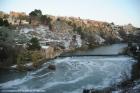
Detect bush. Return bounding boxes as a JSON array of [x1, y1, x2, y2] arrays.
[[0, 27, 15, 44], [3, 20, 9, 26], [27, 37, 41, 50], [16, 50, 44, 69], [0, 18, 3, 26], [0, 18, 9, 27], [16, 51, 31, 65], [31, 51, 43, 67]]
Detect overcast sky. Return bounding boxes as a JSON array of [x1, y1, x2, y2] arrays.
[[0, 0, 140, 27]]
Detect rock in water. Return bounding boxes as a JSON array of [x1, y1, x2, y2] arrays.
[[48, 64, 56, 70]]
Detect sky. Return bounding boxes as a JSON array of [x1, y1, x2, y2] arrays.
[[0, 0, 140, 27]]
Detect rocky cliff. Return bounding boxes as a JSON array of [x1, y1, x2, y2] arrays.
[[16, 16, 136, 50], [49, 17, 136, 48]]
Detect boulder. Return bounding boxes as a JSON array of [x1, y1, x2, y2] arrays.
[[48, 64, 56, 70]]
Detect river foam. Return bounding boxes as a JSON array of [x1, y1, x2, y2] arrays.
[[0, 56, 136, 93]]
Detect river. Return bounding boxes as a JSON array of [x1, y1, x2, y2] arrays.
[[0, 44, 136, 93]]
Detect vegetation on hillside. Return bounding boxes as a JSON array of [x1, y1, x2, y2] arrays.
[[0, 26, 43, 70], [16, 50, 43, 70], [0, 18, 10, 26], [29, 9, 53, 30], [0, 27, 17, 65], [27, 37, 41, 50]]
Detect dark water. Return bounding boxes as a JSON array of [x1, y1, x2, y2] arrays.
[[0, 44, 136, 93], [60, 43, 127, 56]]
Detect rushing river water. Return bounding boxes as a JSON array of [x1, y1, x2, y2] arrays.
[[0, 44, 136, 93]]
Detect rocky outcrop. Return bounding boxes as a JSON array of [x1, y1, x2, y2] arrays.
[[51, 17, 136, 47], [41, 46, 63, 59]]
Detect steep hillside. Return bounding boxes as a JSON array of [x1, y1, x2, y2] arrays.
[[15, 15, 136, 50], [49, 16, 136, 47], [0, 10, 136, 49]]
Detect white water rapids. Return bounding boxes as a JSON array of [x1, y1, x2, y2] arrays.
[[0, 44, 136, 93]]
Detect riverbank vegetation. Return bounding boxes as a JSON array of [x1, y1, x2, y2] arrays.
[[16, 50, 44, 71], [0, 26, 44, 70]]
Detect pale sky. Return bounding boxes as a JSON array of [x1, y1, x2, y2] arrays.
[[0, 0, 140, 27]]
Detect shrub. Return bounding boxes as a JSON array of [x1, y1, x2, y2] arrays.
[[0, 27, 15, 44], [0, 18, 10, 27], [27, 37, 41, 50], [16, 50, 43, 68], [3, 20, 9, 26], [16, 51, 31, 65], [31, 51, 43, 67], [0, 18, 3, 26]]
